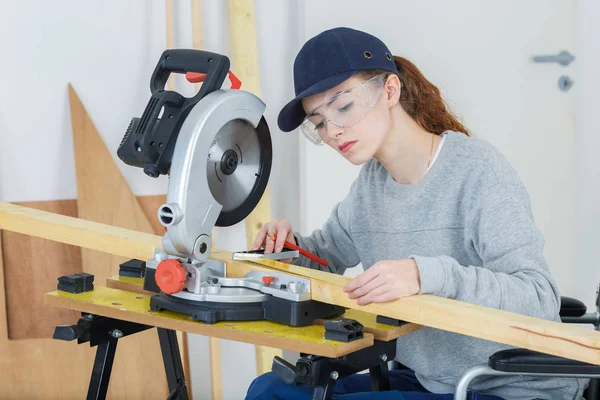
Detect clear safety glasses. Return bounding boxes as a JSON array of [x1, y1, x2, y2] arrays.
[[300, 73, 387, 145]]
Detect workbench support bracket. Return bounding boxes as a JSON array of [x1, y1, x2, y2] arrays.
[[158, 328, 189, 400], [53, 313, 188, 400], [87, 339, 118, 400]]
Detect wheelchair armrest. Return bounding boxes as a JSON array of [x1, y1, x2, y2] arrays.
[[489, 349, 600, 375], [560, 296, 587, 318]]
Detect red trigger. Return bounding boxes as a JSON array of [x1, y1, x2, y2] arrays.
[[184, 71, 242, 90], [186, 72, 206, 83]]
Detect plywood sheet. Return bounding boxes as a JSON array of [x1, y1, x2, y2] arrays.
[[2, 200, 81, 339], [69, 84, 169, 398]]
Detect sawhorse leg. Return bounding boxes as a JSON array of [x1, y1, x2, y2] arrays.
[[87, 339, 118, 400], [158, 328, 189, 400], [369, 360, 391, 392], [311, 377, 336, 400], [55, 314, 188, 400]]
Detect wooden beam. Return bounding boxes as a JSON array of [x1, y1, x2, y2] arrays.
[[188, 2, 224, 395], [190, 0, 205, 90], [0, 202, 161, 261], [227, 0, 280, 376], [2, 202, 600, 366], [209, 333, 223, 400], [226, 0, 271, 250], [165, 0, 175, 91]]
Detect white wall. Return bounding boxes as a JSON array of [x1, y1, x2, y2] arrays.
[[575, 0, 600, 310], [0, 1, 168, 202]]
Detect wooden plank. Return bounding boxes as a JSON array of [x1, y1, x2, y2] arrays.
[[209, 335, 223, 400], [227, 0, 280, 374], [227, 0, 271, 251], [165, 0, 175, 91], [2, 200, 81, 339], [107, 275, 422, 342], [190, 0, 204, 95], [223, 254, 600, 366], [0, 202, 162, 261], [69, 84, 169, 397], [188, 2, 224, 393], [45, 286, 374, 358], [2, 203, 600, 365]]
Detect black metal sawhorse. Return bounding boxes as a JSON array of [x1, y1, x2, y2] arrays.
[[53, 313, 189, 400], [272, 339, 397, 400]]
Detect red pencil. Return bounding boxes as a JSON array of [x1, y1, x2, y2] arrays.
[[267, 233, 329, 268]]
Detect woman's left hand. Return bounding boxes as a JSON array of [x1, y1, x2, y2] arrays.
[[343, 259, 421, 305]]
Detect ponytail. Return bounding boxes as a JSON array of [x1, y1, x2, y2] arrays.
[[361, 56, 470, 136]]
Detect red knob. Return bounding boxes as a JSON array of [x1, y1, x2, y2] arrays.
[[262, 276, 274, 286], [155, 259, 187, 294]]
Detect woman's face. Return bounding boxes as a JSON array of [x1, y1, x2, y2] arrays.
[[300, 73, 400, 165]]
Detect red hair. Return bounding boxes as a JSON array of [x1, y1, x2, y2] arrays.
[[361, 56, 470, 136]]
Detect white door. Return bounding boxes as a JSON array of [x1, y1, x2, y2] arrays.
[[298, 0, 578, 296]]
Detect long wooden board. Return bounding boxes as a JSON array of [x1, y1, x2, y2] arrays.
[[1, 202, 600, 365], [45, 286, 374, 358]]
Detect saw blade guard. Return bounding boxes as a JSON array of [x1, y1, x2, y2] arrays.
[[159, 89, 272, 261]]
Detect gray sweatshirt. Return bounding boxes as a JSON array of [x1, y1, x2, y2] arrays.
[[292, 131, 587, 399]]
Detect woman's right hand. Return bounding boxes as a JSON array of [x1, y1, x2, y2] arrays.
[[253, 219, 297, 263]]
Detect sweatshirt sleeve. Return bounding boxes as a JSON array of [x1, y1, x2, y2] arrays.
[[291, 187, 361, 275], [411, 182, 561, 320]]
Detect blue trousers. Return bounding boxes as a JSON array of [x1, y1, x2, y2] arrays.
[[245, 369, 505, 400]]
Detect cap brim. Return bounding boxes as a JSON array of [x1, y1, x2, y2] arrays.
[[277, 70, 356, 132]]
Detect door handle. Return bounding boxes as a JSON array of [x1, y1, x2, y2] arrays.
[[532, 50, 575, 66]]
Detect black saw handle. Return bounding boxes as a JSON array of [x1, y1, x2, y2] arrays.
[[117, 49, 230, 178], [150, 49, 230, 100]]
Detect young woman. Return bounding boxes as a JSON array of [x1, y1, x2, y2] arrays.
[[245, 27, 586, 400]]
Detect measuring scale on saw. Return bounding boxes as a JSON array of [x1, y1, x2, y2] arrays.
[[117, 49, 344, 326]]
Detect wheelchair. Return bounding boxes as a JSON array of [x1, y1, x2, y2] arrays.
[[453, 282, 600, 400]]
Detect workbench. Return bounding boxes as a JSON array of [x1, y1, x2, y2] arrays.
[[45, 274, 422, 399]]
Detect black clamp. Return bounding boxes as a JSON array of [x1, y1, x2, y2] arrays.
[[57, 273, 95, 294], [376, 315, 407, 327], [119, 259, 147, 278], [324, 318, 363, 342]]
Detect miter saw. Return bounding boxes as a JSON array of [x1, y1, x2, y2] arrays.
[[117, 49, 344, 326]]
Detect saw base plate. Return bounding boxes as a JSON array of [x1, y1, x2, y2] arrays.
[[149, 292, 345, 327]]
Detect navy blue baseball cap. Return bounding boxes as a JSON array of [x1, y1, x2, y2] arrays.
[[277, 27, 399, 133]]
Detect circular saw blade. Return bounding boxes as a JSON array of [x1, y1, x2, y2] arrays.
[[207, 117, 272, 227]]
